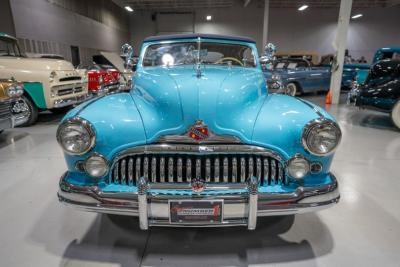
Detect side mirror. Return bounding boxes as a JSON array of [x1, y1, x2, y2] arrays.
[[121, 43, 134, 70]]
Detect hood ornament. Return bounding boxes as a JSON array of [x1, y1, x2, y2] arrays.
[[188, 120, 209, 141]]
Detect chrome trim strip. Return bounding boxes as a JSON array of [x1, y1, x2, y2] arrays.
[[247, 176, 258, 230], [156, 133, 242, 144]]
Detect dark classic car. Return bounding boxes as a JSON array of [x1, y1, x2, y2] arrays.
[[0, 79, 27, 132], [57, 34, 342, 230], [353, 59, 400, 129]]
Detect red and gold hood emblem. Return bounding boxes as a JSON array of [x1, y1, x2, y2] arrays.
[[188, 120, 209, 141]]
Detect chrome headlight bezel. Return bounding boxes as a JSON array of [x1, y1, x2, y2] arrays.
[[301, 118, 342, 156], [84, 153, 109, 178], [271, 74, 281, 81], [56, 117, 96, 155], [6, 84, 24, 98]]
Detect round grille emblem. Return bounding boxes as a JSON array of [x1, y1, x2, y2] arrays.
[[191, 178, 206, 193]]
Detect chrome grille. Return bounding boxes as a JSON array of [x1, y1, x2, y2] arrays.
[[110, 152, 286, 186], [0, 101, 12, 119]]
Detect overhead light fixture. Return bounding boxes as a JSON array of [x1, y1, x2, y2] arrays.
[[351, 14, 363, 19], [206, 15, 212, 21], [298, 5, 308, 11], [125, 6, 134, 12]]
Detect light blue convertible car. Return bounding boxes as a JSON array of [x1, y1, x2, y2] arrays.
[[57, 34, 341, 230]]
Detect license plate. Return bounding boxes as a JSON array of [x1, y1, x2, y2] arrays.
[[169, 200, 223, 224]]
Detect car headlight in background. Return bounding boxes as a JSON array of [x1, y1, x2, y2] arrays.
[[49, 71, 57, 82], [287, 155, 310, 179], [56, 118, 96, 155], [271, 74, 281, 81], [302, 119, 342, 156], [6, 84, 24, 98], [84, 154, 108, 177]]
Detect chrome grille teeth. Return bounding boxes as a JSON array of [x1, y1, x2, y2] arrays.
[[135, 157, 141, 183], [160, 157, 165, 182], [232, 157, 237, 182], [177, 157, 183, 182], [151, 157, 157, 183], [214, 158, 220, 182], [205, 158, 211, 182], [186, 158, 192, 182], [223, 157, 228, 182], [111, 154, 286, 186], [240, 157, 246, 182], [271, 160, 276, 184], [263, 158, 269, 185], [120, 159, 126, 185], [128, 158, 134, 185], [168, 157, 174, 182], [196, 158, 201, 179]]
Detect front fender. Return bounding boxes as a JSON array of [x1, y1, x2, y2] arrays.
[[252, 94, 336, 181], [61, 93, 147, 171]]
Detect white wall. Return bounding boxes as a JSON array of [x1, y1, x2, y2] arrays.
[[9, 0, 129, 64], [129, 2, 400, 63]]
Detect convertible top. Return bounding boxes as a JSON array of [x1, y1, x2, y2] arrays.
[[143, 33, 256, 44]]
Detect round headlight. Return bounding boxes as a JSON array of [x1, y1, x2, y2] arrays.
[[287, 155, 310, 179], [15, 85, 24, 97], [84, 154, 108, 177], [302, 119, 342, 156], [6, 85, 17, 97], [56, 118, 95, 155], [271, 74, 281, 81]]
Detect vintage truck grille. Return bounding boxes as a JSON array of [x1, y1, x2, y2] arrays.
[[59, 76, 82, 82], [0, 101, 12, 119], [54, 85, 84, 96], [109, 152, 286, 186]]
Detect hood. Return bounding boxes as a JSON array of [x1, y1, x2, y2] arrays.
[[100, 51, 132, 74], [0, 56, 74, 71], [132, 65, 266, 143]]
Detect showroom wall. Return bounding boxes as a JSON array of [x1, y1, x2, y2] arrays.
[[9, 0, 130, 65], [129, 1, 400, 63], [0, 0, 16, 36]]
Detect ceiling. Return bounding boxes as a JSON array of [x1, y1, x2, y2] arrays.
[[112, 0, 400, 10]]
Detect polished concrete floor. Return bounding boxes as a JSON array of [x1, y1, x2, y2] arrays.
[[0, 94, 400, 267]]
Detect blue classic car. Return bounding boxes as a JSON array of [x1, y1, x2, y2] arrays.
[[264, 58, 331, 96], [57, 34, 342, 230]]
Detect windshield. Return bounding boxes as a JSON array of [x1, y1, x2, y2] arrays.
[[0, 37, 23, 57], [142, 41, 256, 68]]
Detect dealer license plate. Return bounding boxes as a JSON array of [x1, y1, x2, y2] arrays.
[[169, 200, 223, 224]]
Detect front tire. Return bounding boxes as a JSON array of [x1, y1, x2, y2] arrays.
[[285, 83, 298, 96], [390, 100, 400, 129], [17, 95, 38, 127]]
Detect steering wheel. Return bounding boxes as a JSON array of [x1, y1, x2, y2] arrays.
[[215, 57, 244, 67]]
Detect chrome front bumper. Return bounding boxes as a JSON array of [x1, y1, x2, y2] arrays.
[[53, 94, 87, 108], [0, 116, 14, 131], [58, 173, 339, 230]]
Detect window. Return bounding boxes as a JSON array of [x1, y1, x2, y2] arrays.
[[0, 37, 23, 57]]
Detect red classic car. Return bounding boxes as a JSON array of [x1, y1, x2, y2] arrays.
[[87, 64, 120, 96]]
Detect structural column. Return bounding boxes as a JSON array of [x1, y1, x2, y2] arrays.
[[262, 0, 270, 47], [330, 0, 353, 104]]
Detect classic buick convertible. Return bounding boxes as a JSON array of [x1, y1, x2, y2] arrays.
[[0, 33, 88, 125], [57, 34, 341, 230]]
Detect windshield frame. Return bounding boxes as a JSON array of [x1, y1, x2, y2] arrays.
[[138, 38, 260, 70], [0, 36, 24, 58]]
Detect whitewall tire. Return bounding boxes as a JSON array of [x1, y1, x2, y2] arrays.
[[391, 100, 400, 130], [286, 83, 298, 96]]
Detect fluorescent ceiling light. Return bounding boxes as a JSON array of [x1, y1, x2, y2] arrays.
[[298, 5, 308, 11], [351, 14, 363, 19], [206, 15, 212, 21], [125, 6, 134, 12]]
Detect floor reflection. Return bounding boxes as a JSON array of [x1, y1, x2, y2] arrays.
[[61, 214, 333, 267]]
